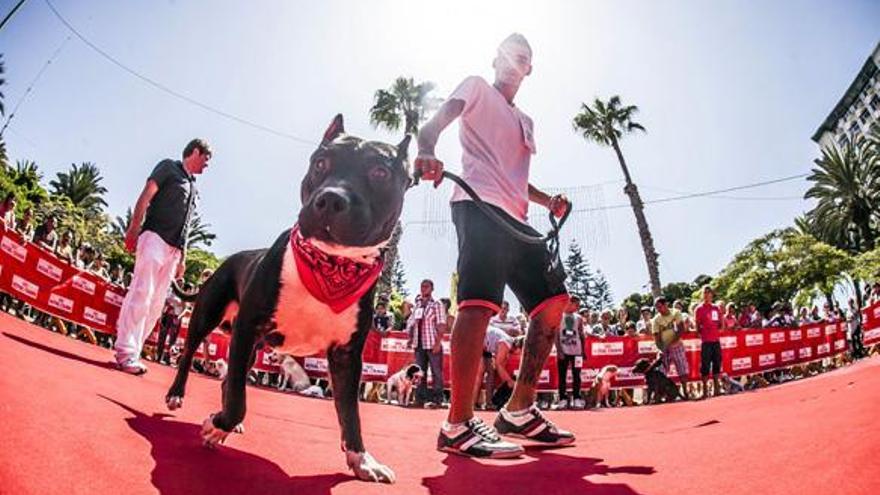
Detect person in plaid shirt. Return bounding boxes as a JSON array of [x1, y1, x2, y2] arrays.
[[407, 279, 448, 407]]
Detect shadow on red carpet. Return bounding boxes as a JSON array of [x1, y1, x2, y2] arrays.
[[422, 451, 654, 495], [3, 331, 117, 370], [99, 395, 356, 495], [97, 392, 648, 495]]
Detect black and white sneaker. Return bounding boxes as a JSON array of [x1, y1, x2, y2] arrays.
[[494, 405, 576, 446], [437, 417, 524, 459]]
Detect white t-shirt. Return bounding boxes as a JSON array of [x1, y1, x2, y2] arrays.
[[448, 76, 536, 223], [489, 314, 521, 336], [484, 326, 514, 355]]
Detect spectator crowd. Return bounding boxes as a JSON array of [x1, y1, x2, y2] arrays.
[[2, 186, 880, 411], [368, 278, 880, 411]]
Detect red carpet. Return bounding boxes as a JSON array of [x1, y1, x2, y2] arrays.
[[0, 312, 878, 495]]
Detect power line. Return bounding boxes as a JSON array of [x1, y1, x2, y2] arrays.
[[42, 0, 317, 146], [4, 126, 41, 152], [639, 183, 803, 202], [0, 0, 29, 32], [0, 35, 71, 138], [404, 172, 810, 225], [571, 172, 809, 213]]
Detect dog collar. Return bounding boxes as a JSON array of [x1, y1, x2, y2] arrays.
[[290, 225, 385, 313]]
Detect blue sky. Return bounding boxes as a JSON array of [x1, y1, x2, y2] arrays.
[[2, 0, 879, 305]]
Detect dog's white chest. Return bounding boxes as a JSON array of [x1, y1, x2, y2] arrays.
[[272, 248, 359, 356]]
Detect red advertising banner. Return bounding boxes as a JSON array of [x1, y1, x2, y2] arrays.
[[863, 304, 880, 347], [2, 222, 879, 391], [0, 226, 125, 334], [577, 322, 851, 389]]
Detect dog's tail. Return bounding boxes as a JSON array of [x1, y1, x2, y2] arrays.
[[171, 281, 199, 302]]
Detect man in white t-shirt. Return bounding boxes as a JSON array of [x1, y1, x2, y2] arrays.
[[489, 301, 522, 337], [416, 33, 574, 459]]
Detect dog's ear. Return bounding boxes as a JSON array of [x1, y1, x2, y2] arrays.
[[396, 134, 412, 161], [322, 114, 345, 145], [397, 134, 413, 183], [406, 364, 421, 379]]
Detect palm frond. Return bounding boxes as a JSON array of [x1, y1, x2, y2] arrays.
[[49, 162, 108, 213], [805, 139, 880, 252], [573, 95, 645, 148], [369, 76, 439, 136]]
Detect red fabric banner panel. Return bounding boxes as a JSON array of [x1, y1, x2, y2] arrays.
[[3, 219, 879, 390]]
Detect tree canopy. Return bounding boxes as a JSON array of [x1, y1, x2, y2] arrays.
[[712, 230, 853, 313]]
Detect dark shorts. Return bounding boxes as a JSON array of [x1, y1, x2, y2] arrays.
[[700, 341, 723, 376], [451, 201, 568, 317]]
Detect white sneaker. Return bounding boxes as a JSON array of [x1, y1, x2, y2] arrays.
[[572, 398, 586, 409], [551, 399, 568, 410], [117, 359, 148, 375]]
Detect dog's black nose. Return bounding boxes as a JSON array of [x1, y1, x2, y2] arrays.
[[313, 188, 350, 216]]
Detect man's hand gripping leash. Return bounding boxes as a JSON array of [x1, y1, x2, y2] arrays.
[[411, 155, 572, 246]]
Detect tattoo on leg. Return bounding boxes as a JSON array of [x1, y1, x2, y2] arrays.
[[517, 318, 557, 387]]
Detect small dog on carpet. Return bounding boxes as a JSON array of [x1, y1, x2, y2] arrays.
[[206, 359, 228, 380], [384, 364, 423, 406], [586, 364, 618, 408], [720, 373, 744, 394], [277, 354, 310, 392]]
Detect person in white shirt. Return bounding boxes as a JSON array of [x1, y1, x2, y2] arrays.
[[489, 301, 522, 337], [0, 192, 16, 229], [674, 300, 693, 332], [592, 310, 615, 338], [477, 326, 523, 410], [417, 33, 574, 458], [635, 306, 653, 335]]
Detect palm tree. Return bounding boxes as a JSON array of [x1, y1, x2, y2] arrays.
[[111, 207, 132, 238], [0, 140, 8, 170], [11, 159, 47, 203], [13, 159, 40, 185], [805, 139, 880, 255], [186, 212, 216, 250], [110, 207, 214, 251], [49, 162, 108, 214], [369, 76, 440, 135], [573, 96, 661, 296], [804, 132, 880, 308], [369, 76, 439, 295]]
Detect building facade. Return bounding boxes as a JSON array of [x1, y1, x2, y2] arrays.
[[812, 42, 880, 150]]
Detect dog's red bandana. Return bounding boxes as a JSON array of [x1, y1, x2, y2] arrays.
[[291, 225, 384, 313]]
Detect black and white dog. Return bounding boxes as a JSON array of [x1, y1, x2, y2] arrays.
[[165, 115, 410, 483], [384, 364, 423, 406]]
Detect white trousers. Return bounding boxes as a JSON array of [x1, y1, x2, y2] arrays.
[[114, 231, 181, 363]]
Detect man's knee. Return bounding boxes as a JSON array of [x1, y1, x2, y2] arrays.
[[531, 296, 568, 327]]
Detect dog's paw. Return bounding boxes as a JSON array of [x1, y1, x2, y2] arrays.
[[233, 423, 245, 434], [201, 415, 230, 448], [345, 450, 396, 483], [166, 395, 183, 411]]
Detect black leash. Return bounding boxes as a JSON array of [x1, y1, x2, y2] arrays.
[[412, 170, 571, 260]]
